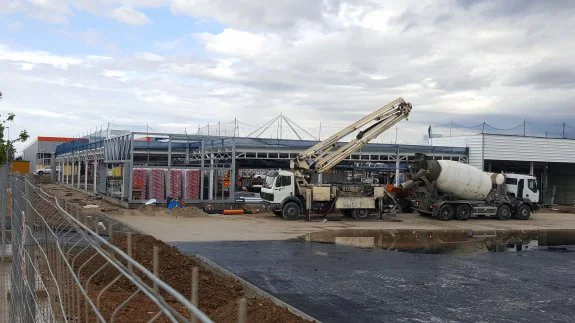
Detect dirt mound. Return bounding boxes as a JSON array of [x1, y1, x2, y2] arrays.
[[76, 234, 311, 322], [132, 205, 208, 218]]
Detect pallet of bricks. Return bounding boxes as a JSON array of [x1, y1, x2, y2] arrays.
[[132, 168, 201, 201]]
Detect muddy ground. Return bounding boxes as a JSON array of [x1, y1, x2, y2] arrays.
[[74, 234, 310, 323]]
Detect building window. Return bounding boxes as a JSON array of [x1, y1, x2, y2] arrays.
[[36, 152, 53, 167]]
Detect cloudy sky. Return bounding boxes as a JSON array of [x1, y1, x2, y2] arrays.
[[1, 0, 575, 150]]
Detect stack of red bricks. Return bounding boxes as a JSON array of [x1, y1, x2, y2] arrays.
[[149, 169, 166, 200], [184, 169, 201, 200], [170, 169, 184, 199], [132, 168, 149, 200]]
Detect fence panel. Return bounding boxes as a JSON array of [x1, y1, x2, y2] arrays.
[[0, 165, 212, 322]]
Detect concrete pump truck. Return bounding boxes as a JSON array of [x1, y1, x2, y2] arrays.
[[261, 98, 413, 220]]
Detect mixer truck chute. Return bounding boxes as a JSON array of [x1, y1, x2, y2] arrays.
[[402, 154, 539, 221], [261, 98, 413, 220]]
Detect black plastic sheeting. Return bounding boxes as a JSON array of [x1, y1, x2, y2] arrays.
[[173, 240, 575, 323]]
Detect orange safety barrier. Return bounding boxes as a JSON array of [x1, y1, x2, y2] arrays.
[[222, 209, 244, 215]]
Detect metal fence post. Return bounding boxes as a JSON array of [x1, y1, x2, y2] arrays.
[[23, 181, 37, 322]]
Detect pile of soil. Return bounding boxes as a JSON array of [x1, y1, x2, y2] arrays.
[[74, 234, 312, 323]]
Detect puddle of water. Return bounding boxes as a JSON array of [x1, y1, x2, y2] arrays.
[[305, 229, 575, 254]]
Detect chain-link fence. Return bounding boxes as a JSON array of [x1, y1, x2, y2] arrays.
[[0, 165, 213, 322], [430, 121, 575, 139]]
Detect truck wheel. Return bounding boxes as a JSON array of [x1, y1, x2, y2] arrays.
[[282, 202, 301, 221], [496, 205, 511, 220], [437, 205, 454, 221], [515, 205, 531, 220], [352, 209, 370, 220], [455, 204, 471, 221]]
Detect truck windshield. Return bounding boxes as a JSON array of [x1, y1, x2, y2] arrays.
[[264, 171, 279, 189]]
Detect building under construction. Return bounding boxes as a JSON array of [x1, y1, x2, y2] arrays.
[[53, 127, 467, 206]]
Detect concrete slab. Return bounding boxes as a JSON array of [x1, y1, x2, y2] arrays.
[[108, 211, 575, 243]]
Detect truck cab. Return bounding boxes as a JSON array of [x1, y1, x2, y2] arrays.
[[260, 170, 300, 219], [504, 173, 540, 205]]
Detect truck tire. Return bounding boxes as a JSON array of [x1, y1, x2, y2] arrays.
[[352, 209, 370, 220], [455, 204, 471, 221], [282, 202, 300, 221], [496, 204, 511, 220], [399, 199, 414, 213], [437, 205, 454, 221], [515, 205, 531, 220]]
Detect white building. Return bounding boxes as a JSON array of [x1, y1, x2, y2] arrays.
[[431, 134, 575, 205]]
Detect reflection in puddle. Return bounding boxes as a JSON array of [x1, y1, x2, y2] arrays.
[[304, 229, 575, 254]]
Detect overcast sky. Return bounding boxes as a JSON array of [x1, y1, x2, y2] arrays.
[[1, 0, 575, 150]]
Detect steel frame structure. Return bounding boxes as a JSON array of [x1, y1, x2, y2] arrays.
[[54, 132, 468, 204]]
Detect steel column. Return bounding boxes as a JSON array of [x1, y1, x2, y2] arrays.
[[93, 161, 98, 194], [128, 134, 135, 202], [84, 152, 88, 190], [167, 136, 172, 198], [230, 139, 236, 200], [200, 139, 205, 201]]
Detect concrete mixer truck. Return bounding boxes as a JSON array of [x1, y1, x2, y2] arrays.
[[401, 154, 539, 221]]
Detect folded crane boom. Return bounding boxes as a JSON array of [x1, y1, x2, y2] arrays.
[[261, 97, 413, 221], [293, 98, 412, 174]]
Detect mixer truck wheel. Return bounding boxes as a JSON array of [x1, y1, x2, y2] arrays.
[[495, 204, 512, 220], [437, 205, 454, 221], [282, 202, 301, 221], [515, 205, 531, 220], [455, 205, 472, 221], [352, 209, 370, 220]]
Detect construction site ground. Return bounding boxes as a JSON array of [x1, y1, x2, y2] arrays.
[[43, 184, 575, 322]]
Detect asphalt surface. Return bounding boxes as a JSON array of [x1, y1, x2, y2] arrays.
[[173, 240, 575, 323]]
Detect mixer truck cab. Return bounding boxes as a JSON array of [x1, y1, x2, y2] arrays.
[[504, 174, 540, 205]]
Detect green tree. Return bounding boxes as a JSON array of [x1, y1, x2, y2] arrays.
[[0, 91, 30, 164]]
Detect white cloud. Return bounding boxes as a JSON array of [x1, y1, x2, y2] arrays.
[[3, 0, 575, 147], [195, 29, 281, 57], [109, 7, 151, 25], [0, 45, 83, 69]]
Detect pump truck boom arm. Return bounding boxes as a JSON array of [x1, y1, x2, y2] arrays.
[[293, 98, 412, 174]]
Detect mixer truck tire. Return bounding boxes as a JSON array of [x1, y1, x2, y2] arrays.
[[352, 209, 371, 220], [495, 204, 512, 220], [282, 202, 301, 221], [455, 204, 472, 221], [515, 205, 531, 220], [437, 205, 454, 221]]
